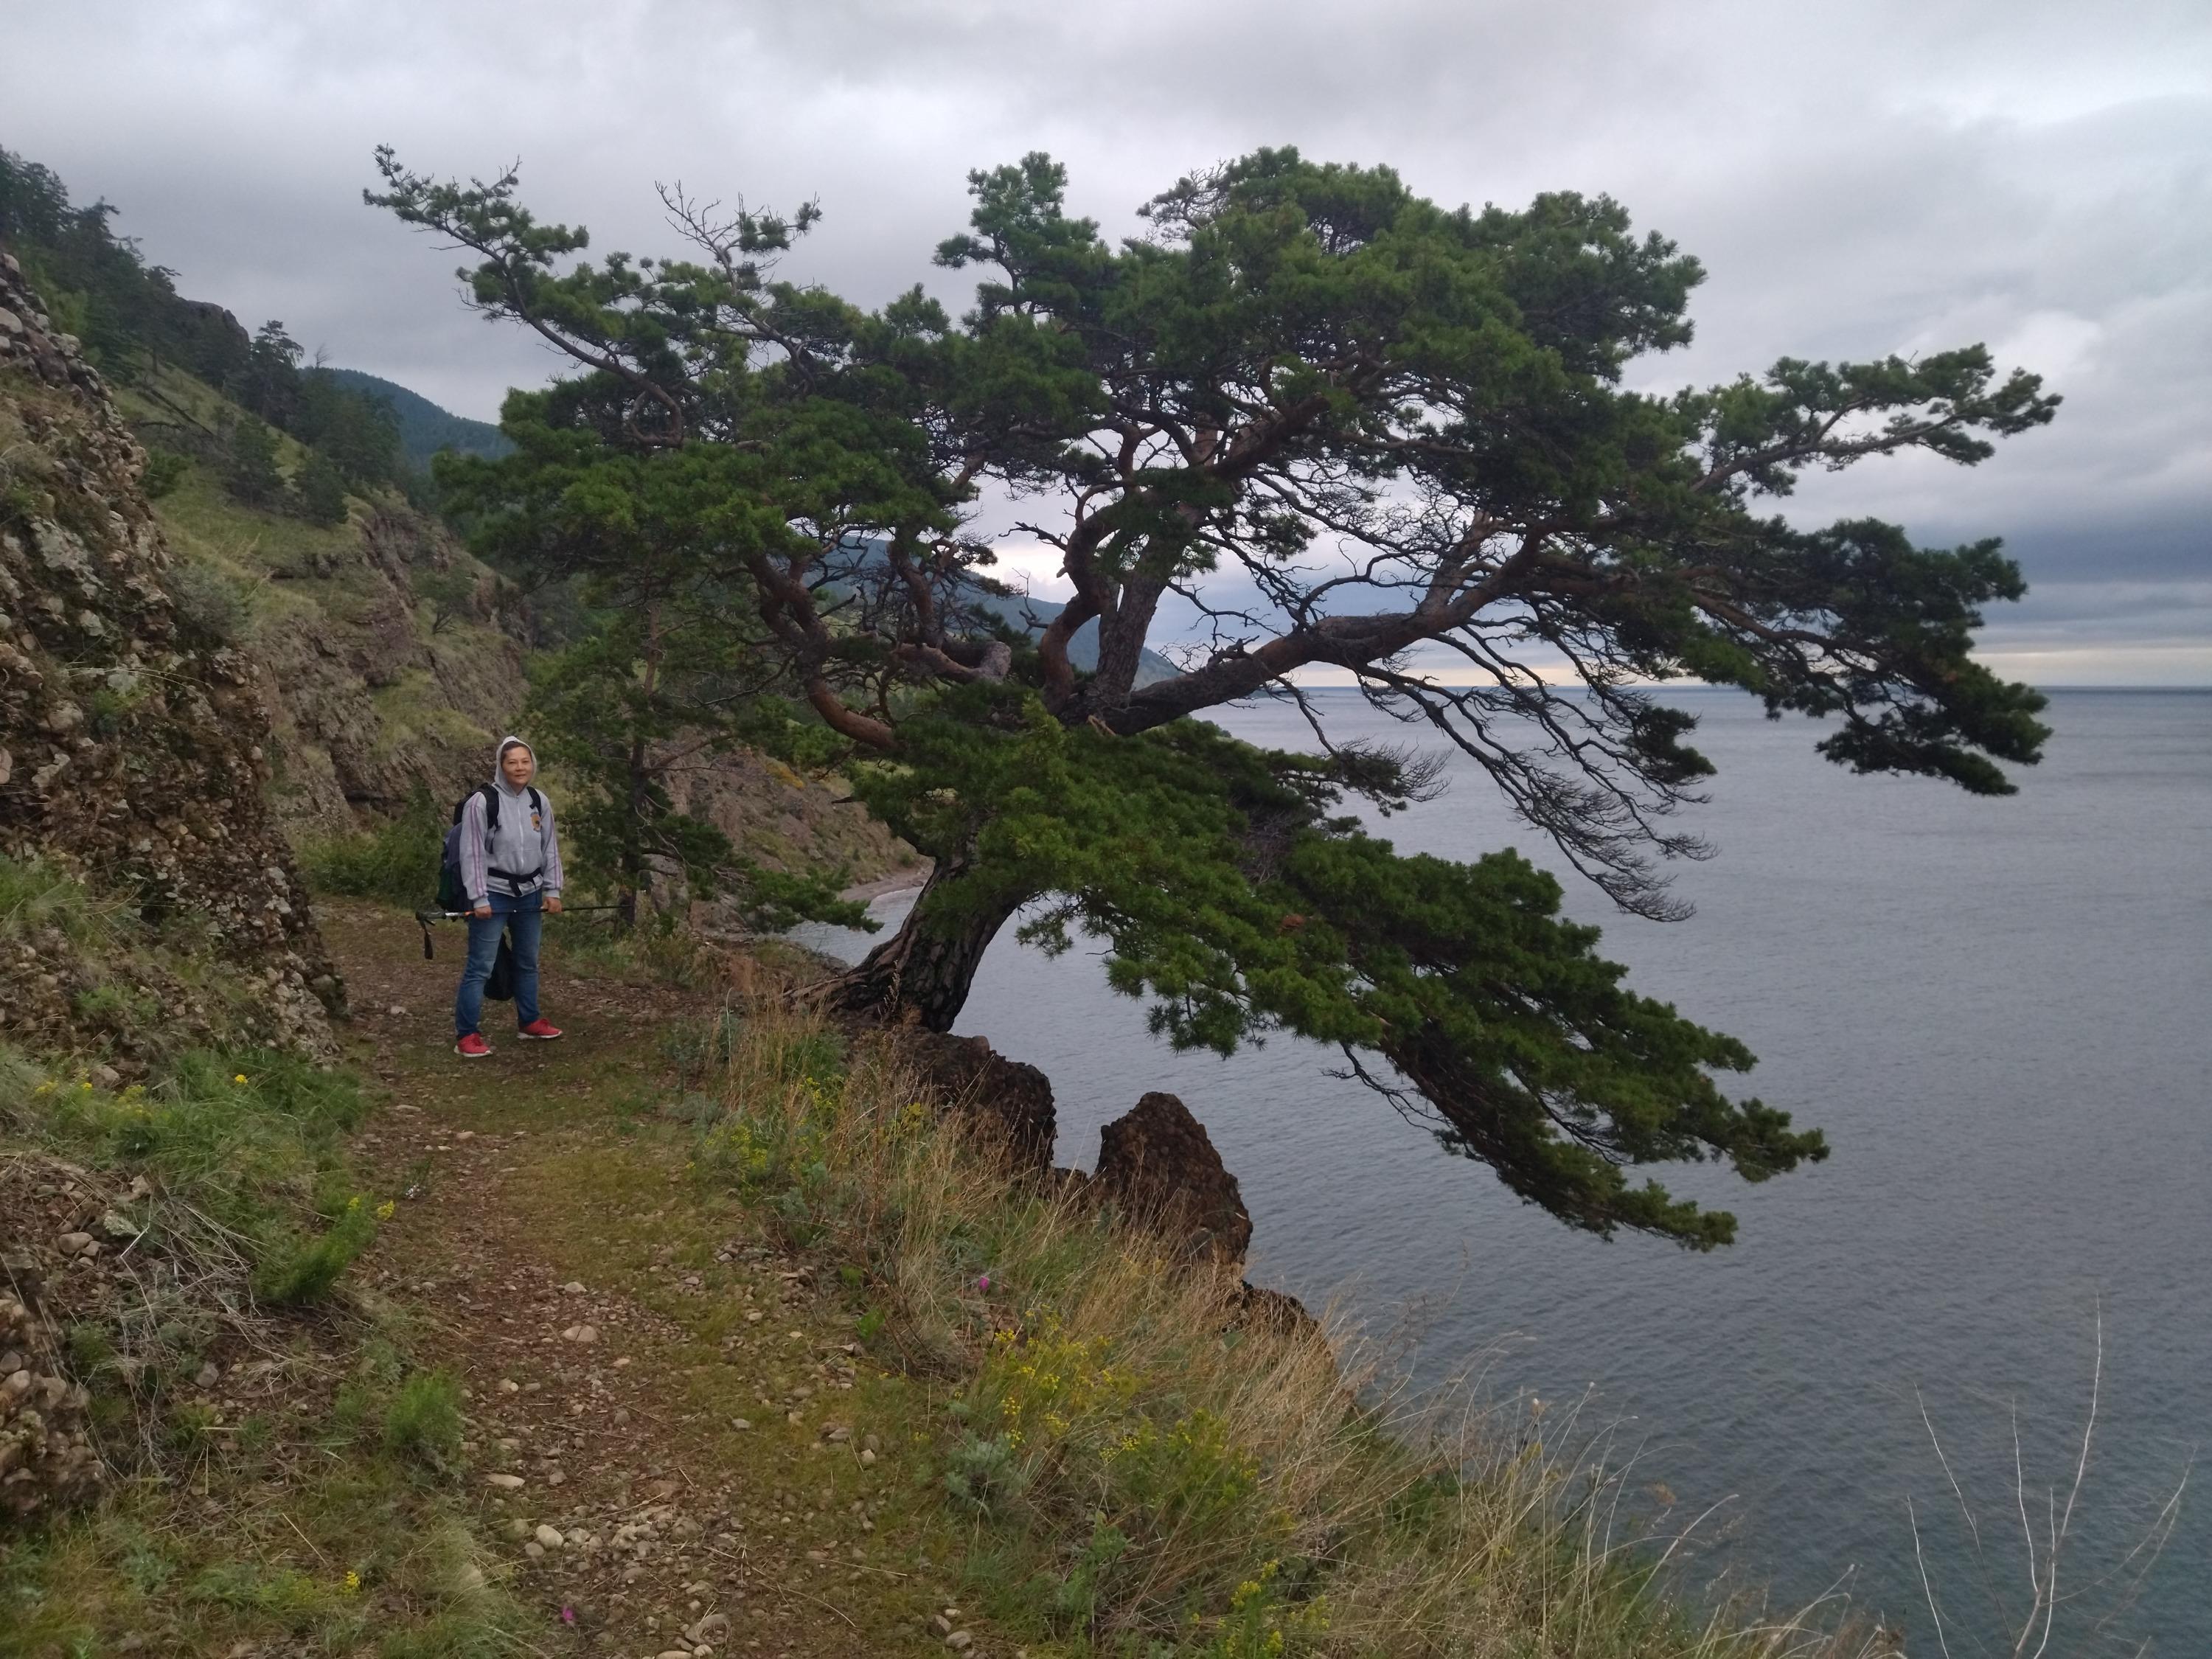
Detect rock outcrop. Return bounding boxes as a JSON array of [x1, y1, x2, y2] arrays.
[[1092, 1091, 1254, 1265], [243, 504, 530, 838], [0, 1158, 115, 1525], [0, 252, 336, 1051], [906, 1032, 1057, 1178], [114, 366, 914, 882]]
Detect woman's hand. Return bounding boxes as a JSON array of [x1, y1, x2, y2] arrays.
[[472, 902, 493, 919], [544, 896, 563, 915]]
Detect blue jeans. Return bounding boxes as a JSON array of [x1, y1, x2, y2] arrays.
[[454, 889, 543, 1036]]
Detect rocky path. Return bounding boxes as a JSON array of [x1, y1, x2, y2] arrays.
[[322, 902, 993, 1659]]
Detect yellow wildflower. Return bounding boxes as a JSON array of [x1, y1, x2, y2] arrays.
[[232, 1073, 248, 1085], [340, 1568, 361, 1594], [375, 1200, 396, 1220]]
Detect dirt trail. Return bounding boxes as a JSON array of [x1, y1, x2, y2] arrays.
[[322, 902, 987, 1659]]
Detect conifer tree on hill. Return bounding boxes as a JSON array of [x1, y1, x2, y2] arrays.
[[372, 146, 2056, 1248]]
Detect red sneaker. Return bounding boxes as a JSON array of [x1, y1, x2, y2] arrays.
[[517, 1018, 564, 1041], [454, 1032, 493, 1059]]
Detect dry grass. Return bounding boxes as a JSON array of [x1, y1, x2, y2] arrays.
[[691, 1001, 1896, 1658]]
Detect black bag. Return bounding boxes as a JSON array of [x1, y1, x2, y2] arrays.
[[484, 928, 518, 1002]]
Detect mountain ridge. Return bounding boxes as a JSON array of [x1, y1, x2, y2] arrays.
[[322, 366, 513, 471]]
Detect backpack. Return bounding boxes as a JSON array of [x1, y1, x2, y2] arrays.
[[437, 783, 543, 911]]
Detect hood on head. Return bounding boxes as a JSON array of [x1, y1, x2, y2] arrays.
[[493, 735, 535, 789]]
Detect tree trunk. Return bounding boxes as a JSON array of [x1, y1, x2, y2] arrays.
[[818, 856, 1029, 1032], [614, 732, 650, 932]]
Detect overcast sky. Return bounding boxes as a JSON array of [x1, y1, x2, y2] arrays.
[[8, 0, 2208, 682]]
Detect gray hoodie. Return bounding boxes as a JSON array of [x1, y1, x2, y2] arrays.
[[459, 736, 565, 904]]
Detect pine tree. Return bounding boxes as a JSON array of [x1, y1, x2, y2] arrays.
[[372, 147, 2059, 1245], [223, 414, 284, 508], [294, 450, 349, 525]]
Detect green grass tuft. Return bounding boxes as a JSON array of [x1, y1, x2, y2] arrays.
[[253, 1196, 380, 1307], [382, 1371, 467, 1472]]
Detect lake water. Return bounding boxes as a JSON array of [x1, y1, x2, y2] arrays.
[[795, 689, 2211, 1650]]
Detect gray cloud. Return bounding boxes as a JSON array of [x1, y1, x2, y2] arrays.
[[6, 0, 2205, 679]]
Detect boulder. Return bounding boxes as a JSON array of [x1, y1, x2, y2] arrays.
[[1234, 1280, 1318, 1338], [906, 1032, 1055, 1178], [1093, 1091, 1253, 1265]]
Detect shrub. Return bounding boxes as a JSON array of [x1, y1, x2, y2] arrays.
[[0, 854, 116, 946], [32, 1046, 380, 1311], [300, 790, 442, 907], [255, 1194, 380, 1307], [0, 1042, 46, 1126], [165, 552, 260, 645], [73, 978, 159, 1033], [383, 1371, 465, 1472], [142, 447, 190, 498]]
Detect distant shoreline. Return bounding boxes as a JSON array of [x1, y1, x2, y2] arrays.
[[840, 863, 932, 905]]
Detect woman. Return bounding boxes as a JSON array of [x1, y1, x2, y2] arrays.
[[453, 735, 566, 1057]]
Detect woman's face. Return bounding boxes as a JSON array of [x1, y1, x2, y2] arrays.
[[501, 745, 535, 787]]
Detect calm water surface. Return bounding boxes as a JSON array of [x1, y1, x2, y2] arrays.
[[797, 689, 2211, 1649]]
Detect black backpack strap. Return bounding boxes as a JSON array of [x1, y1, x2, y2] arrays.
[[451, 784, 502, 832], [527, 786, 543, 815]]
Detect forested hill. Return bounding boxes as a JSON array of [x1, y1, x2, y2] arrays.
[[323, 367, 513, 470], [0, 144, 414, 509]]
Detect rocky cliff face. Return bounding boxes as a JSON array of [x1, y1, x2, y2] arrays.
[[108, 357, 534, 843], [668, 748, 922, 917], [0, 252, 336, 1053], [234, 504, 530, 839]]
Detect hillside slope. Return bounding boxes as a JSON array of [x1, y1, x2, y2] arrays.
[[0, 251, 336, 1053], [114, 359, 532, 839]]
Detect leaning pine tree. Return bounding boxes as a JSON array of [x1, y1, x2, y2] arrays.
[[372, 146, 2055, 1248]]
